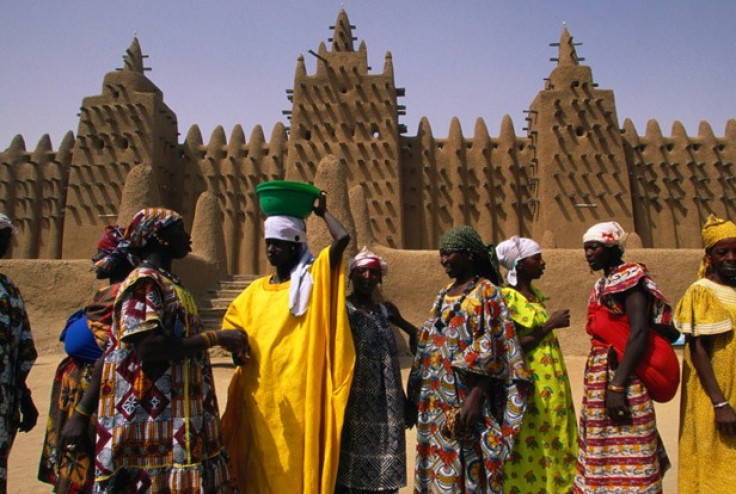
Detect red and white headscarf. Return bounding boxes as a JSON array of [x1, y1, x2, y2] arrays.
[[582, 221, 627, 251], [124, 208, 182, 249], [349, 246, 388, 276]]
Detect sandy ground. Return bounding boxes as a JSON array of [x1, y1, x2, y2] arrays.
[[9, 352, 681, 493]]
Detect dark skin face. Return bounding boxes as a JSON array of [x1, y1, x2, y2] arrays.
[[706, 237, 736, 286], [518, 253, 546, 280], [583, 241, 618, 273], [350, 266, 382, 297], [439, 249, 475, 282], [156, 221, 192, 259], [0, 228, 11, 258], [265, 238, 301, 269]]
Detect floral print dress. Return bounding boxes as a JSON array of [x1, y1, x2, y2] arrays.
[[501, 286, 577, 494], [407, 278, 530, 494]]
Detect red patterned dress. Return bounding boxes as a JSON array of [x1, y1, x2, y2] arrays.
[[407, 278, 530, 494], [94, 267, 232, 493], [574, 263, 671, 493]]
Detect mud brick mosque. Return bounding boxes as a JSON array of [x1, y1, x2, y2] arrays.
[[2, 8, 734, 276]]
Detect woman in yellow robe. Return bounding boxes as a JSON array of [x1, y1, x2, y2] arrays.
[[675, 215, 736, 493], [221, 193, 355, 494]]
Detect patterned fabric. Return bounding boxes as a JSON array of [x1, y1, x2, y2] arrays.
[[675, 278, 736, 492], [574, 266, 671, 493], [94, 267, 232, 493], [124, 208, 182, 249], [573, 346, 670, 493], [336, 301, 406, 491], [439, 226, 502, 285], [582, 221, 627, 250], [38, 284, 119, 493], [589, 263, 671, 326], [407, 280, 530, 494], [501, 286, 578, 494], [92, 225, 126, 275], [0, 273, 36, 494]]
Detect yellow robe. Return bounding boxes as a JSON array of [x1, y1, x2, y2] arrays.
[[220, 247, 355, 494], [675, 278, 736, 493]]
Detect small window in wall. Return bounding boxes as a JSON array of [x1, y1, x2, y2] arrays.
[[371, 124, 380, 139], [575, 127, 585, 137]]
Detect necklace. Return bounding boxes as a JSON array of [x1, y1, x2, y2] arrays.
[[432, 275, 479, 332]]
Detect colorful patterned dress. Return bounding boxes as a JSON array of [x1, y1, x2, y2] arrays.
[[407, 278, 530, 494], [675, 278, 736, 493], [336, 301, 406, 492], [501, 286, 577, 494], [38, 284, 119, 493], [574, 263, 671, 494], [94, 267, 232, 493], [0, 273, 37, 494]]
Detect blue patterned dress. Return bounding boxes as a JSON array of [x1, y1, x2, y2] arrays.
[[408, 279, 531, 493]]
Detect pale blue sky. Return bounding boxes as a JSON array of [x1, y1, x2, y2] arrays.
[[1, 1, 735, 149]]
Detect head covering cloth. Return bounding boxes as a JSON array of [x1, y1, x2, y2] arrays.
[[495, 236, 542, 285], [582, 221, 627, 251], [124, 208, 183, 249], [699, 214, 736, 278], [349, 246, 388, 276], [92, 225, 127, 275], [264, 215, 315, 316], [0, 214, 14, 232], [439, 225, 502, 285]]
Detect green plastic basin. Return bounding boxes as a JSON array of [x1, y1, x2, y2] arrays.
[[256, 180, 321, 218]]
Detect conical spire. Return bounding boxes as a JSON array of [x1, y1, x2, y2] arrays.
[[331, 8, 354, 52], [557, 23, 579, 67], [124, 37, 145, 74]]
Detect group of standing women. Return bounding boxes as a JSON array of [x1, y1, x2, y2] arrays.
[[0, 197, 734, 493]]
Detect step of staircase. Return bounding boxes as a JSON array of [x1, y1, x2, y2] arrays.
[[199, 274, 259, 330]]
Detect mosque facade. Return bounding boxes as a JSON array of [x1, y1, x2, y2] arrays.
[[1, 9, 734, 274]]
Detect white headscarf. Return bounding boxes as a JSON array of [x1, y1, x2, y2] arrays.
[[495, 236, 542, 285], [264, 215, 314, 316], [0, 214, 14, 232], [349, 246, 388, 275], [582, 221, 627, 251]]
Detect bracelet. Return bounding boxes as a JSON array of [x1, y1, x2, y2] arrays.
[[607, 384, 626, 393], [74, 404, 91, 418], [714, 401, 731, 409], [202, 331, 220, 348]]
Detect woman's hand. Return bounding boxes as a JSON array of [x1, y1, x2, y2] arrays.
[[59, 413, 90, 450], [715, 403, 736, 435], [458, 386, 484, 432], [18, 390, 38, 432], [313, 191, 327, 218], [218, 329, 251, 362], [605, 388, 630, 423], [547, 309, 570, 329]]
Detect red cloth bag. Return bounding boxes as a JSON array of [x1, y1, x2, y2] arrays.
[[586, 302, 680, 402]]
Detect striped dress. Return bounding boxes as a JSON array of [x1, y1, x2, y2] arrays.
[[574, 263, 671, 493]]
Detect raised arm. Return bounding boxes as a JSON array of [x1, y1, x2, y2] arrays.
[[313, 191, 350, 270]]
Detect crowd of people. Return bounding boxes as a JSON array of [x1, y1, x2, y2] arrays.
[[0, 197, 734, 493]]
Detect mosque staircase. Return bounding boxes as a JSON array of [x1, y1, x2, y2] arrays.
[[198, 274, 259, 331]]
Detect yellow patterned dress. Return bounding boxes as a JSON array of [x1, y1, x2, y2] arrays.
[[675, 278, 736, 493], [501, 286, 577, 494]]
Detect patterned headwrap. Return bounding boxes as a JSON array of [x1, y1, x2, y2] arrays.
[[439, 225, 502, 285], [699, 214, 736, 278], [124, 208, 183, 249], [582, 221, 627, 251], [495, 236, 542, 285], [349, 246, 388, 276], [0, 214, 13, 232], [92, 225, 127, 275]]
